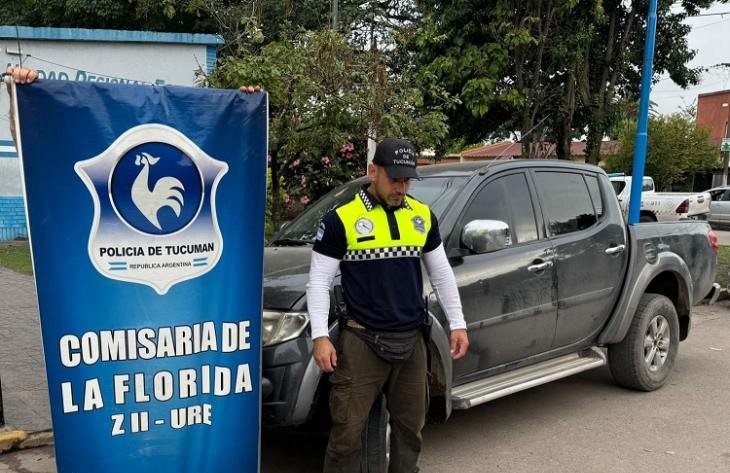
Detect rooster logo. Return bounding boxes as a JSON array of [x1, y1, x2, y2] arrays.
[[75, 123, 227, 294], [131, 152, 185, 231]]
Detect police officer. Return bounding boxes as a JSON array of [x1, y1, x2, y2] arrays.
[[306, 138, 469, 473]]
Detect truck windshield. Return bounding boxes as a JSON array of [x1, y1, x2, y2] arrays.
[[272, 176, 468, 244]]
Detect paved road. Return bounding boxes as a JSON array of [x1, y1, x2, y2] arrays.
[[712, 228, 730, 246], [2, 301, 729, 472]]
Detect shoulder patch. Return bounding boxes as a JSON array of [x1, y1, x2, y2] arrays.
[[412, 215, 426, 233], [316, 221, 325, 241]]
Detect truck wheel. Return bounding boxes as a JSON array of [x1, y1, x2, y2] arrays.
[[360, 394, 389, 473], [609, 293, 679, 391]]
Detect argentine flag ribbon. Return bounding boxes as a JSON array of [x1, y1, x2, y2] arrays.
[[12, 79, 267, 472]]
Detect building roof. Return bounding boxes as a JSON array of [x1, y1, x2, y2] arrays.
[[0, 26, 223, 45], [460, 140, 620, 159], [698, 89, 730, 99]]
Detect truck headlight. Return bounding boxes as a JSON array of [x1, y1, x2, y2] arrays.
[[262, 311, 309, 347]]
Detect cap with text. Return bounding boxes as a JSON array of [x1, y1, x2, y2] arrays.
[[373, 138, 418, 179]]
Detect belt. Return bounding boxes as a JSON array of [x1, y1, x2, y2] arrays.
[[345, 319, 367, 330]]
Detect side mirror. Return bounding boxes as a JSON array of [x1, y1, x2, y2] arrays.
[[461, 220, 511, 254]]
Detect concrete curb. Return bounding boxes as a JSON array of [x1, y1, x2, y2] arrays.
[[0, 429, 28, 454], [0, 428, 53, 455]]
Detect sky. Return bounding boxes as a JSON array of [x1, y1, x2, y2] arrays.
[[653, 2, 730, 115]]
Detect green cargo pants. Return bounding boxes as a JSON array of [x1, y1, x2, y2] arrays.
[[323, 328, 428, 473]]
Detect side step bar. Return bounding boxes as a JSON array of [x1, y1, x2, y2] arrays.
[[451, 347, 607, 410]]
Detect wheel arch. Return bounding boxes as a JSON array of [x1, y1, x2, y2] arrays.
[[599, 252, 693, 344], [425, 313, 453, 423]]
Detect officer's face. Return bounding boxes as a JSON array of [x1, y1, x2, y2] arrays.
[[368, 164, 411, 207]]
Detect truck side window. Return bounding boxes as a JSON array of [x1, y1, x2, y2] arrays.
[[461, 173, 538, 245], [585, 175, 604, 218], [536, 171, 597, 236]]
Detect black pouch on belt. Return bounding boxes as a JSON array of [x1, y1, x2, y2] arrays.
[[348, 327, 421, 362]]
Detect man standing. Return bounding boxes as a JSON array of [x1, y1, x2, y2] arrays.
[[306, 138, 469, 473]]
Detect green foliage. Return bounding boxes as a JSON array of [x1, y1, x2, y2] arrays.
[[210, 29, 448, 226], [413, 0, 721, 160], [0, 0, 216, 33], [605, 113, 720, 191]]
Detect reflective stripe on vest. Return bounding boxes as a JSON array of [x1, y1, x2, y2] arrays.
[[335, 191, 432, 261]]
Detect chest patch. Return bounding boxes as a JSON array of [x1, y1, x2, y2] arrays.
[[412, 216, 426, 234], [355, 217, 374, 235]]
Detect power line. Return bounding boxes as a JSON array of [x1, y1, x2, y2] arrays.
[[692, 18, 730, 30], [688, 11, 730, 18]]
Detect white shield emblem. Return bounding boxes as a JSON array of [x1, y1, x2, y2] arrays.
[[75, 124, 228, 295]]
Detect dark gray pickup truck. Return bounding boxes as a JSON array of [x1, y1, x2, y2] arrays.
[[260, 160, 717, 467]]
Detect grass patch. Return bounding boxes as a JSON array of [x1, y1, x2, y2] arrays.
[[0, 242, 33, 275], [717, 246, 730, 289]]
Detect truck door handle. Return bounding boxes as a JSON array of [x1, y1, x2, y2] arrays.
[[527, 260, 554, 273], [605, 244, 626, 255]]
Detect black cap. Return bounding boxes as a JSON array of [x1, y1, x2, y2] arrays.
[[373, 138, 419, 179]]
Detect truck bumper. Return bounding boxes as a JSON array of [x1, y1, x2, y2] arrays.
[[262, 336, 321, 427]]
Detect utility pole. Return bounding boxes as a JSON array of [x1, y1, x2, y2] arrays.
[[331, 0, 339, 29], [628, 0, 658, 224]]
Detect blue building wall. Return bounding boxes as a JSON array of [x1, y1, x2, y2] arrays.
[[0, 197, 27, 240]]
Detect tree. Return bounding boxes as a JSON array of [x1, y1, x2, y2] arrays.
[[0, 0, 216, 33], [605, 112, 719, 191], [412, 0, 725, 160], [210, 29, 447, 227]]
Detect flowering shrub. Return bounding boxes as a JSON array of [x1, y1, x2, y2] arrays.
[[279, 140, 367, 209]]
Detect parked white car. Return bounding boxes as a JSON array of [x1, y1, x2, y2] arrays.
[[706, 186, 730, 226], [609, 175, 710, 222]]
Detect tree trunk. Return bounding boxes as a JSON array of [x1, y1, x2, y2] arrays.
[[556, 77, 576, 160], [585, 106, 604, 165], [270, 149, 282, 228]]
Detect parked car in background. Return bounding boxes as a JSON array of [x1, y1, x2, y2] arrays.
[[706, 186, 730, 227], [609, 174, 711, 222]]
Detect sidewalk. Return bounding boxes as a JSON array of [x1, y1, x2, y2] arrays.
[[0, 267, 51, 433]]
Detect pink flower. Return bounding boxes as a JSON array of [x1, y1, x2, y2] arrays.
[[301, 175, 308, 187], [267, 154, 272, 163], [300, 195, 310, 205], [283, 194, 291, 204], [345, 152, 353, 159], [292, 159, 301, 168], [356, 169, 366, 177], [321, 156, 331, 166]]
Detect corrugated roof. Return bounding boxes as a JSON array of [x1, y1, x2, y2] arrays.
[[461, 140, 620, 158]]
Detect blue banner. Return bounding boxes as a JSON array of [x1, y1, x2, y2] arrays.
[[13, 80, 266, 472]]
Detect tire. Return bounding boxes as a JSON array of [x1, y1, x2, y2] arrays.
[[360, 394, 389, 473], [639, 214, 656, 223], [609, 293, 679, 391]]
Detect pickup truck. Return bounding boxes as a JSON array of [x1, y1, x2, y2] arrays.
[[609, 174, 711, 222], [261, 161, 718, 471]]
